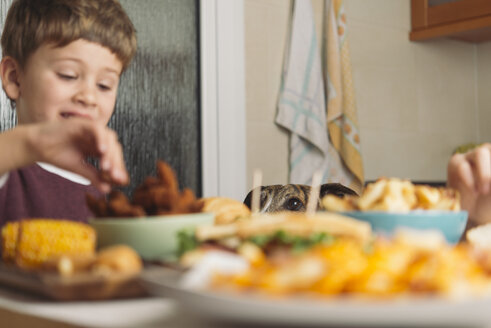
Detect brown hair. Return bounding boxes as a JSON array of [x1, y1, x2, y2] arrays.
[[1, 0, 137, 71]]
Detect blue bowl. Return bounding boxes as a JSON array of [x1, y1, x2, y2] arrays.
[[339, 211, 468, 244]]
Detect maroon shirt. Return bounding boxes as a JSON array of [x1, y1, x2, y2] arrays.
[[0, 164, 102, 228]]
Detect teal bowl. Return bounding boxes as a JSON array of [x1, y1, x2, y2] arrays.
[[89, 212, 214, 261], [339, 211, 468, 244]]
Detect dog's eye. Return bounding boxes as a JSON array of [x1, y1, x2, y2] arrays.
[[285, 197, 303, 211]]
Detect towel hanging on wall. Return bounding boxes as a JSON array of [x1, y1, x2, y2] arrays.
[[276, 0, 363, 192], [325, 0, 364, 193]]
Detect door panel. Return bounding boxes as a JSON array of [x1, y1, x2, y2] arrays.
[[116, 0, 201, 196]]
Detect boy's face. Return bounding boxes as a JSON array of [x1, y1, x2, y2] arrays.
[[13, 39, 123, 125]]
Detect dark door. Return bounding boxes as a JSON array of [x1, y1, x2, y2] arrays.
[[114, 0, 201, 196]]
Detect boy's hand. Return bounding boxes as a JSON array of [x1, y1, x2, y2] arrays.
[[29, 119, 129, 193], [447, 144, 491, 224]]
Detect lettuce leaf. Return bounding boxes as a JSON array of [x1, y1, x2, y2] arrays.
[[247, 230, 335, 253], [177, 229, 199, 256]]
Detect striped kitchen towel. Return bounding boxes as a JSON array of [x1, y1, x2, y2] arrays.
[[325, 0, 364, 193], [276, 0, 354, 188]]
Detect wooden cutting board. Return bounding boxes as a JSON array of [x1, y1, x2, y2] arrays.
[[0, 262, 148, 301]]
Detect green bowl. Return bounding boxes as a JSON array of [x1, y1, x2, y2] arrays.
[[89, 212, 214, 261], [339, 210, 468, 244]]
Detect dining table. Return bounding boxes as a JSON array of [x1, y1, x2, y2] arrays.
[[4, 263, 491, 328], [4, 283, 491, 328], [0, 285, 226, 328]]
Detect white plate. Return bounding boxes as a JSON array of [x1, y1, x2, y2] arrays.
[[141, 268, 491, 327]]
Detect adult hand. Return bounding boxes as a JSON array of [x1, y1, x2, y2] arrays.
[[29, 118, 129, 192], [447, 144, 491, 224]]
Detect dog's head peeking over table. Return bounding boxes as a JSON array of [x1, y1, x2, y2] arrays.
[[243, 183, 357, 213]]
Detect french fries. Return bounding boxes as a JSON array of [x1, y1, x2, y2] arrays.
[[211, 233, 491, 299], [322, 178, 460, 212]]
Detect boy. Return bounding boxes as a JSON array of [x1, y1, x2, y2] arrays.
[[0, 0, 136, 226]]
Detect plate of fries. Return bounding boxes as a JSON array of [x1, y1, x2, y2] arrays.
[[139, 192, 491, 327], [322, 178, 467, 243], [141, 261, 491, 327]]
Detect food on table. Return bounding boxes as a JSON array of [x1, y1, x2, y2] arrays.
[[466, 224, 491, 274], [322, 178, 460, 212], [92, 245, 142, 275], [87, 190, 146, 218], [196, 212, 371, 243], [467, 223, 491, 250], [201, 197, 251, 225], [204, 229, 491, 299], [178, 211, 372, 268], [1, 219, 96, 270], [41, 245, 142, 277], [87, 160, 203, 218], [453, 142, 482, 154], [1, 218, 143, 277], [42, 253, 96, 276]]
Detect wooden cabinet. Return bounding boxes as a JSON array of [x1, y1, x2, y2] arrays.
[[410, 0, 491, 42]]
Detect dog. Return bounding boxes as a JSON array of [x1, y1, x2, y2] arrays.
[[243, 183, 357, 213]]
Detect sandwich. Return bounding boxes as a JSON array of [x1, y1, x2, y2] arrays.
[[178, 211, 372, 267]]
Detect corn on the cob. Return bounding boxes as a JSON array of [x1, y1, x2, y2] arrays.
[[1, 221, 19, 262], [1, 219, 96, 269]]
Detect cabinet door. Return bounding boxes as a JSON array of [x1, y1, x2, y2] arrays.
[[411, 0, 491, 42]]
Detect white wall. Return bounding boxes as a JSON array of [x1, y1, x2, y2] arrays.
[[244, 0, 291, 189], [244, 0, 485, 190], [477, 41, 491, 143]]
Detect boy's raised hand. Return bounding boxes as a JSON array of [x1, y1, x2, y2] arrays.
[[447, 144, 491, 224], [28, 118, 129, 193]]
